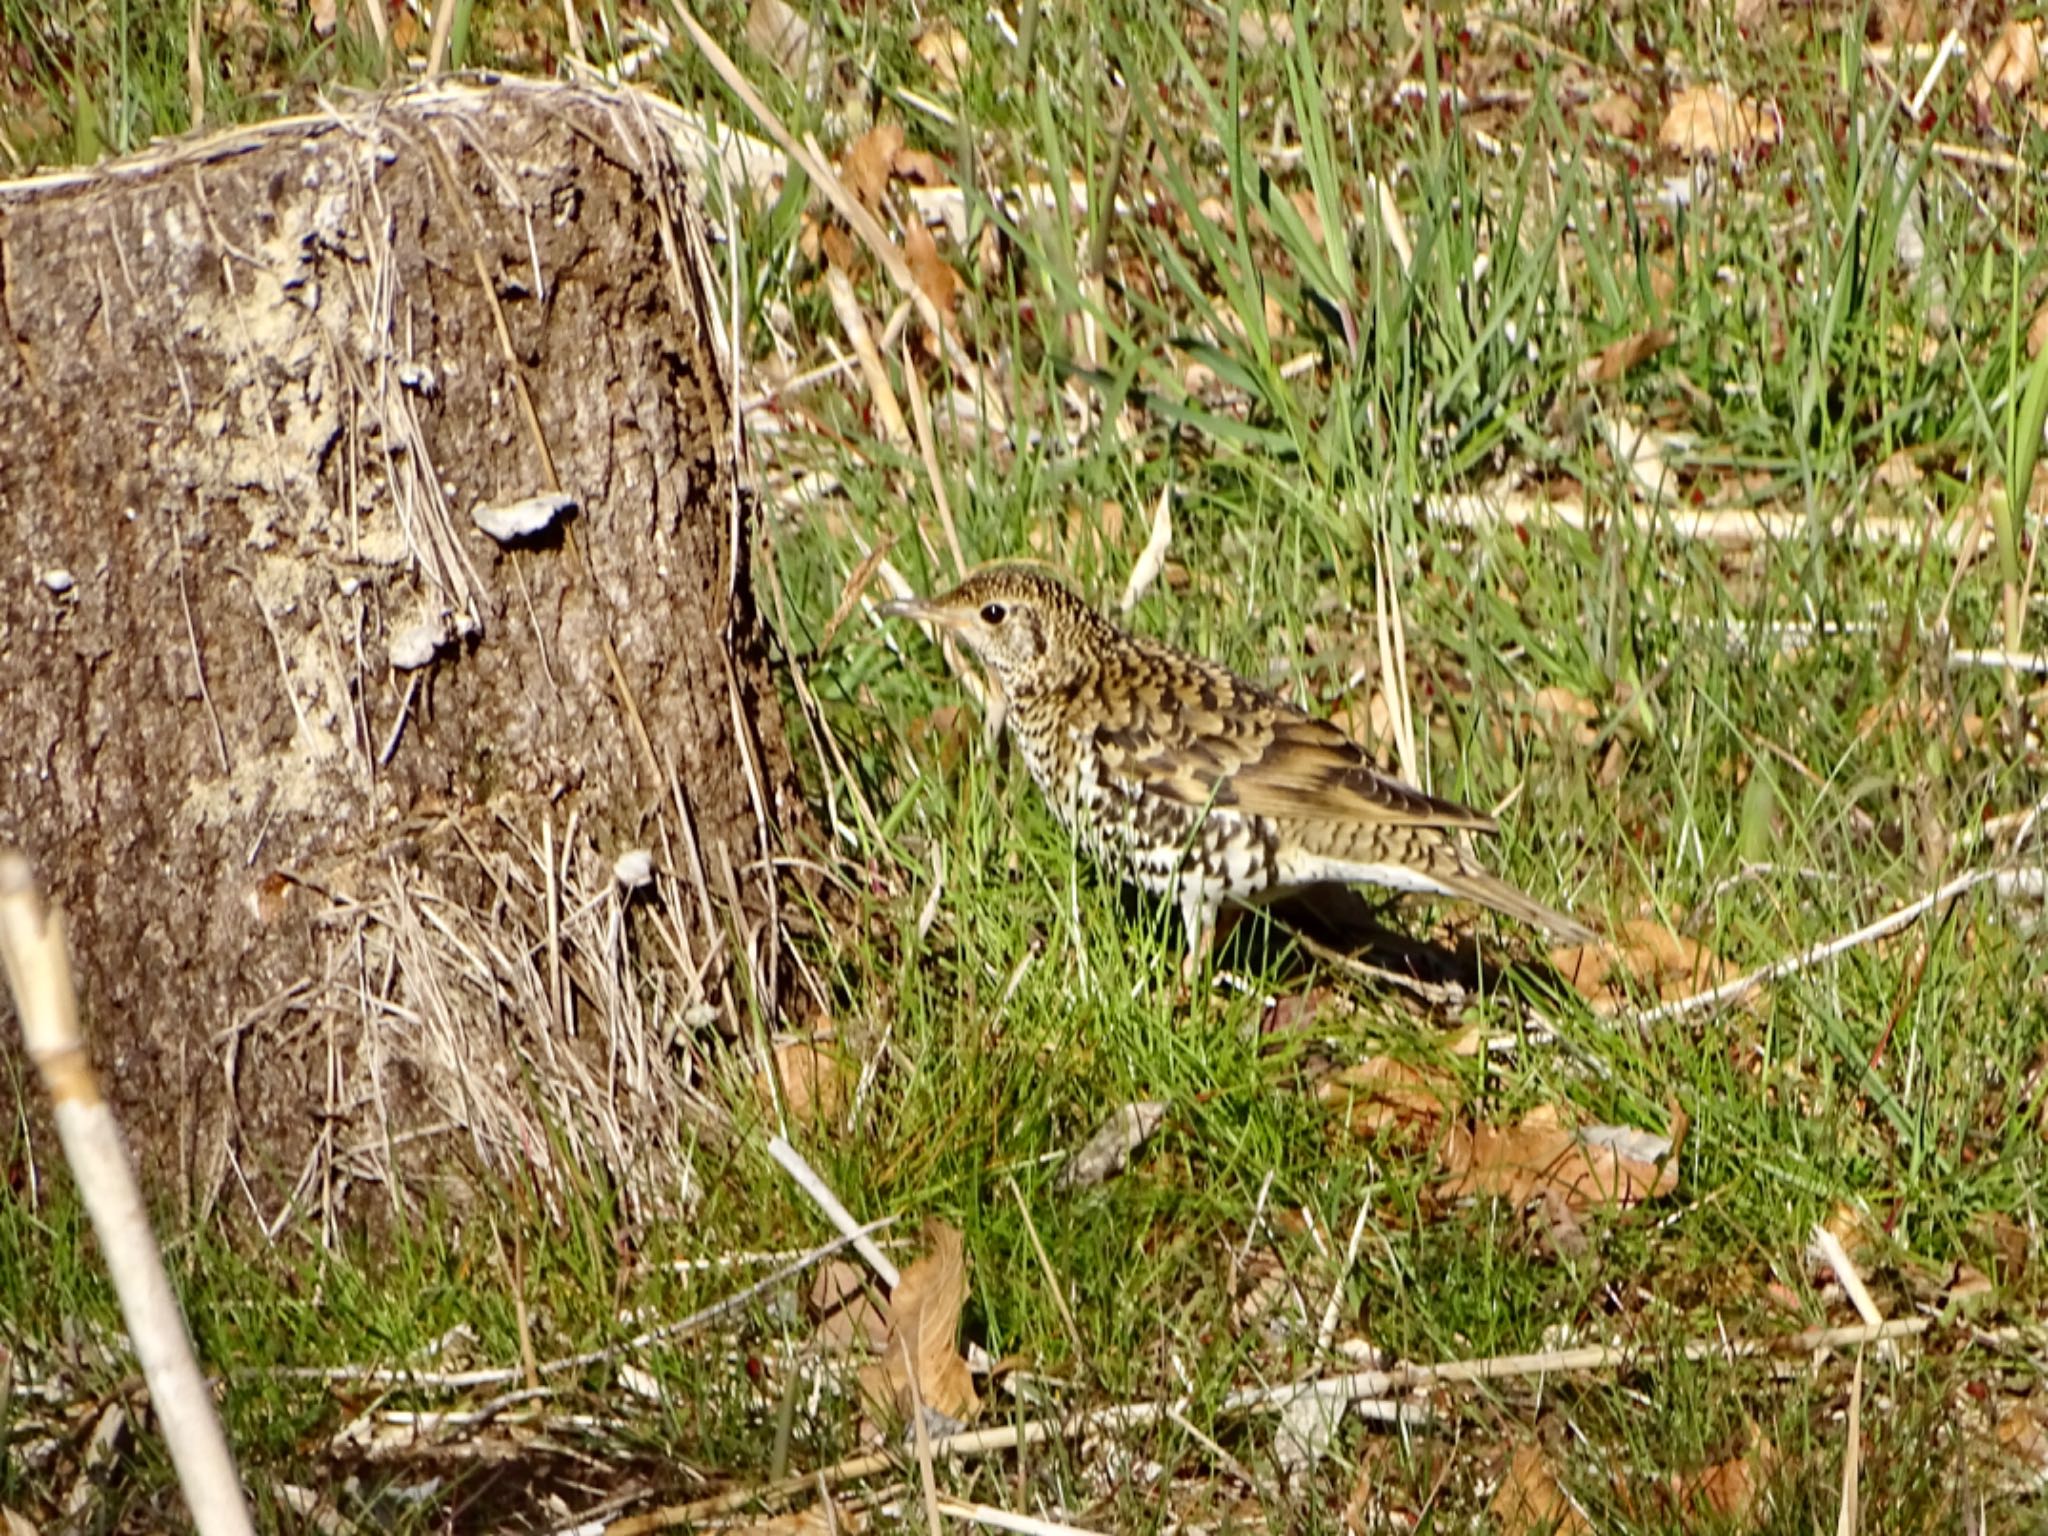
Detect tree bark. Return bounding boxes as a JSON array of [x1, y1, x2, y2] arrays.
[[0, 78, 805, 1228]]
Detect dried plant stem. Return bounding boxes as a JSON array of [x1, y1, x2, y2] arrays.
[[611, 1317, 1927, 1530], [0, 856, 256, 1536], [670, 2, 1007, 433], [1631, 865, 2001, 1026], [768, 1134, 901, 1287]]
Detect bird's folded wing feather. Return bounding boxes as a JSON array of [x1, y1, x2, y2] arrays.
[[1093, 652, 1496, 832]]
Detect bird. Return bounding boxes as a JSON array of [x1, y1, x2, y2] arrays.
[[880, 564, 1597, 976]]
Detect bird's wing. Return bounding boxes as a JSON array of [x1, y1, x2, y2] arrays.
[[1092, 646, 1497, 832]]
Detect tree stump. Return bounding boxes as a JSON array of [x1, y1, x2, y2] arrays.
[[0, 78, 806, 1228]]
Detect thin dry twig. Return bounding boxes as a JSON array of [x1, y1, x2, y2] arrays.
[[1629, 866, 2000, 1026], [669, 2, 1008, 432], [0, 856, 257, 1536], [283, 1223, 889, 1389], [904, 343, 968, 579], [617, 1318, 1929, 1528], [769, 1134, 902, 1287]]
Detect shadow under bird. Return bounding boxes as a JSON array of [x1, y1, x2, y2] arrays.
[[881, 565, 1597, 975]]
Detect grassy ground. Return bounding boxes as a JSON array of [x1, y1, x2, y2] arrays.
[[6, 0, 2048, 1529]]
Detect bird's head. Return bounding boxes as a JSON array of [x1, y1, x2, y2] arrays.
[[879, 564, 1101, 698]]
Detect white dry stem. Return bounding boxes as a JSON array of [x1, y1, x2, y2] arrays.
[[930, 1498, 1108, 1536], [0, 856, 256, 1536], [1119, 483, 1174, 614], [1812, 1226, 1885, 1332], [826, 265, 911, 446], [1630, 865, 2001, 1025], [903, 345, 968, 580], [768, 1134, 901, 1288], [644, 1317, 1928, 1527], [668, 3, 1007, 433], [1837, 1348, 1865, 1536], [1430, 488, 1977, 550]]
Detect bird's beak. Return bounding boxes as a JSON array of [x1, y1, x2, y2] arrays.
[[879, 596, 957, 627]]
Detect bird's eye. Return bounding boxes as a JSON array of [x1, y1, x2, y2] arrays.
[[980, 602, 1007, 626]]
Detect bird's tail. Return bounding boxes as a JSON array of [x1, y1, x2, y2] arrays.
[[1435, 867, 1598, 947]]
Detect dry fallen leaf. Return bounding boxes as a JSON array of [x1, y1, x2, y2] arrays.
[[1586, 91, 1642, 138], [727, 1505, 866, 1535], [746, 0, 812, 79], [1059, 1101, 1168, 1188], [1658, 84, 1779, 159], [1972, 1210, 2029, 1285], [1971, 21, 2042, 105], [893, 146, 951, 186], [754, 1040, 850, 1128], [1550, 918, 1732, 1012], [1237, 10, 1296, 48], [810, 1259, 890, 1354], [1526, 685, 1600, 746], [1579, 325, 1676, 384], [842, 123, 905, 217], [2029, 295, 2048, 360], [861, 1220, 980, 1426], [1438, 1102, 1685, 1213], [817, 220, 858, 274], [914, 22, 972, 92], [1317, 1057, 1461, 1142], [1492, 1443, 1594, 1536], [904, 221, 961, 331], [1667, 1422, 1780, 1521]]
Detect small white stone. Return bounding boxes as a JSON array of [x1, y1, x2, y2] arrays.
[[389, 615, 447, 671], [473, 493, 575, 544], [39, 568, 75, 594], [613, 848, 654, 889]]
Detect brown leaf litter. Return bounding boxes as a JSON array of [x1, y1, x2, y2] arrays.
[[858, 1220, 980, 1427], [1657, 84, 1780, 159], [754, 1040, 852, 1128], [1491, 1442, 1594, 1536], [1320, 1057, 1685, 1222], [1550, 918, 1734, 1013]]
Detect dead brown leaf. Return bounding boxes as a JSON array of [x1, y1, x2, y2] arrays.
[[1492, 1443, 1593, 1536], [914, 22, 971, 92], [727, 1505, 866, 1535], [754, 1041, 850, 1128], [893, 146, 952, 186], [842, 123, 905, 218], [809, 1258, 889, 1354], [746, 0, 812, 79], [1667, 1422, 1780, 1521], [1236, 10, 1296, 48], [1439, 1102, 1684, 1213], [2029, 295, 2048, 360], [1877, 0, 1927, 43], [1579, 326, 1676, 385], [1658, 84, 1779, 158], [904, 221, 961, 332], [1526, 685, 1599, 746], [1971, 1210, 2029, 1285], [818, 220, 858, 274], [861, 1220, 980, 1425], [1550, 919, 1731, 1011], [1317, 1056, 1462, 1142], [1971, 21, 2042, 105], [1586, 91, 1642, 138]]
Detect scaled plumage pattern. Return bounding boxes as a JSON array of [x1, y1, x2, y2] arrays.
[[882, 565, 1596, 971]]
